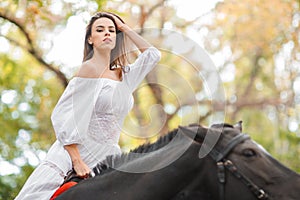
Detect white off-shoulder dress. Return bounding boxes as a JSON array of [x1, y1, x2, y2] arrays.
[[15, 47, 161, 200]]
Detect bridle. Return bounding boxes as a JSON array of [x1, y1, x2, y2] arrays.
[[208, 133, 269, 200]]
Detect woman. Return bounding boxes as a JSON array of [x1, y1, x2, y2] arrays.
[[15, 12, 161, 200]]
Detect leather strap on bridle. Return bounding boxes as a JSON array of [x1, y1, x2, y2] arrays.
[[209, 133, 269, 200], [210, 134, 250, 162], [222, 159, 268, 199]]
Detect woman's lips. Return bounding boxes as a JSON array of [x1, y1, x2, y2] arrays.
[[103, 38, 112, 42]]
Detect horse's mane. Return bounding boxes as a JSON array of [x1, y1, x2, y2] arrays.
[[210, 123, 234, 129], [92, 127, 180, 176], [130, 127, 180, 153], [92, 123, 234, 177]]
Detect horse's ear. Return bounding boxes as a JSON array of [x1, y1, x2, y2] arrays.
[[179, 124, 208, 143], [233, 121, 243, 132]]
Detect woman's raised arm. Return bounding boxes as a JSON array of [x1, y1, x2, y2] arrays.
[[109, 13, 152, 52]]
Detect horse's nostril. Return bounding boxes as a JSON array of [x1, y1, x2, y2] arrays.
[[177, 191, 188, 198]]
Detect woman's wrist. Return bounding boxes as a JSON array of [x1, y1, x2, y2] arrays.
[[119, 24, 131, 32], [72, 157, 86, 167], [71, 157, 80, 164], [64, 144, 83, 165]]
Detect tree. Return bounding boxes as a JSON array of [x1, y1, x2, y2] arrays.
[[202, 0, 300, 171]]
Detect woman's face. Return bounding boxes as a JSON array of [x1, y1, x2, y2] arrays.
[[89, 17, 117, 51]]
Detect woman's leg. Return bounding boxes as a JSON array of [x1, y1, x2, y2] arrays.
[[14, 161, 65, 200]]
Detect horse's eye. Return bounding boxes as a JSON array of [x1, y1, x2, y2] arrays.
[[242, 149, 257, 157]]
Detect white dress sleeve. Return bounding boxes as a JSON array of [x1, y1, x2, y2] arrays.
[[51, 78, 103, 145], [124, 46, 161, 91]]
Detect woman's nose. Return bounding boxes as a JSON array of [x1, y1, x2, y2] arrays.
[[105, 30, 110, 36]]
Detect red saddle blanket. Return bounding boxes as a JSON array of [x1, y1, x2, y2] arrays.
[[50, 169, 86, 200], [50, 181, 78, 200]]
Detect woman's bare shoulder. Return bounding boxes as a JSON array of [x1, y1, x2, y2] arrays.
[[74, 61, 98, 78]]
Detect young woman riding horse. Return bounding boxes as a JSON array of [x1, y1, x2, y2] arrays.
[[15, 11, 161, 200]]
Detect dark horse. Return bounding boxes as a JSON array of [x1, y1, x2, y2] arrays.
[[56, 122, 300, 200]]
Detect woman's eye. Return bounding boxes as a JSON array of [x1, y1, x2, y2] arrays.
[[242, 149, 257, 157], [95, 29, 115, 33]]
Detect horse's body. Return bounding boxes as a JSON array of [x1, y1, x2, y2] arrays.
[[56, 123, 300, 200]]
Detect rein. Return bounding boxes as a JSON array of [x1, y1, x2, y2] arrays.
[[208, 133, 269, 200]]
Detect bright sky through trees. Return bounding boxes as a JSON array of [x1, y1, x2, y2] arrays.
[[46, 0, 223, 68]]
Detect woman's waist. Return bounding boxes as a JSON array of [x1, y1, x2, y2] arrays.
[[87, 122, 121, 144], [83, 135, 121, 146], [78, 141, 121, 168]]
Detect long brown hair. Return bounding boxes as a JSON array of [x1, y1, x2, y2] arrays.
[[83, 12, 128, 72]]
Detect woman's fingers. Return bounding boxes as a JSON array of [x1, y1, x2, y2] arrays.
[[79, 173, 89, 178], [76, 169, 89, 177], [105, 12, 126, 30], [73, 160, 91, 178]]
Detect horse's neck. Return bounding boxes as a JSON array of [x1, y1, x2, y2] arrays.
[[119, 144, 207, 197], [75, 139, 207, 199], [115, 132, 194, 172]]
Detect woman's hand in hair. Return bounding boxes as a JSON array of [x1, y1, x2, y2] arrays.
[[106, 12, 151, 52], [107, 13, 130, 32]]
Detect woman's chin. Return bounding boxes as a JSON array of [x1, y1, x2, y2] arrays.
[[96, 44, 116, 51]]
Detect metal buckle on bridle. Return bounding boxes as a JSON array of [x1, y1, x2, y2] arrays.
[[217, 161, 225, 184], [217, 161, 226, 200], [258, 189, 267, 199]]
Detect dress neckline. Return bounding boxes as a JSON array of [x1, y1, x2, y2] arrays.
[[72, 76, 123, 83]]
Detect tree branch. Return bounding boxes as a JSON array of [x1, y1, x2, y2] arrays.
[[148, 0, 166, 17], [0, 11, 34, 51], [241, 51, 262, 97], [1, 34, 68, 87], [235, 98, 282, 109], [138, 0, 167, 34], [0, 11, 68, 87], [145, 72, 169, 134]]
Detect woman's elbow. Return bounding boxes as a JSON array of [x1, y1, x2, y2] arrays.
[[153, 47, 162, 63]]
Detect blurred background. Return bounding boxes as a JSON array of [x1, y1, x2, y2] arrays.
[[1, 0, 300, 199]]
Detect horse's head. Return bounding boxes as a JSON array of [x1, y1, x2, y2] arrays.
[[178, 122, 300, 200]]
